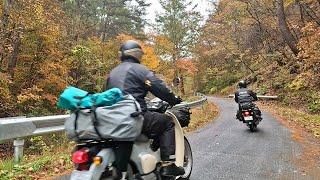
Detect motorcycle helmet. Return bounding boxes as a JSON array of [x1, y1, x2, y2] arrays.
[[238, 80, 247, 88], [119, 40, 144, 62]]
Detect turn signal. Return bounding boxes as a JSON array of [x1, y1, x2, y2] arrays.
[[93, 156, 102, 165]]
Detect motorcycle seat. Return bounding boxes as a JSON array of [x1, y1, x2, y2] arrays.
[[135, 134, 149, 142]]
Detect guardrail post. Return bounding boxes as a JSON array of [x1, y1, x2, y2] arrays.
[[14, 138, 25, 163]]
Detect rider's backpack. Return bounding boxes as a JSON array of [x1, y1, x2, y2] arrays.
[[64, 94, 144, 142]]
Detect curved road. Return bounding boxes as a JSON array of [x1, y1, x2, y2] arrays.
[[188, 97, 318, 180]]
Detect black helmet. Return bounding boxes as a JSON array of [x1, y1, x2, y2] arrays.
[[238, 80, 247, 88], [119, 40, 144, 62]]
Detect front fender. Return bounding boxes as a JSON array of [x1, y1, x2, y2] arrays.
[[166, 111, 184, 167]]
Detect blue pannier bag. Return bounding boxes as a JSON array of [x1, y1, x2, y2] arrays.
[[57, 86, 123, 110]]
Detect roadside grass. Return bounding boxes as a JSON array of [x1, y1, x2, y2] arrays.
[[259, 102, 320, 139], [0, 139, 74, 180], [0, 100, 219, 179], [184, 102, 219, 133]]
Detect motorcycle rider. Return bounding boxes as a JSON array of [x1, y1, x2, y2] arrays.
[[234, 80, 261, 121], [105, 40, 185, 176]]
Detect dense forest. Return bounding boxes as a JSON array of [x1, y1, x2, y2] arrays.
[[0, 0, 319, 118], [195, 0, 320, 113]]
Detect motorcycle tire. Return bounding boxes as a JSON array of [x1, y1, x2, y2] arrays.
[[249, 124, 256, 132], [177, 137, 193, 180]]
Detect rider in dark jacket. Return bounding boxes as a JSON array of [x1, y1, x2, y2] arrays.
[[235, 80, 261, 120], [105, 40, 185, 176]]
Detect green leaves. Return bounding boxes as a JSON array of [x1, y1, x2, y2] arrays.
[[156, 0, 202, 60]]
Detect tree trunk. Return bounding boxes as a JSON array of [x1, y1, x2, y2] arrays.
[[299, 3, 305, 25], [2, 0, 9, 28], [299, 2, 320, 26], [180, 75, 185, 96], [275, 0, 299, 55], [100, 0, 107, 42], [100, 20, 107, 42], [1, 0, 10, 68], [7, 30, 21, 78]]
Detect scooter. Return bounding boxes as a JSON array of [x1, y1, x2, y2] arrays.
[[69, 99, 193, 180]]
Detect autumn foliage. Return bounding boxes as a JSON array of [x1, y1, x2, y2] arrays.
[[0, 1, 158, 117], [195, 0, 320, 113]]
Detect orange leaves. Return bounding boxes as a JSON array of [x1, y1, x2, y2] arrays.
[[298, 22, 320, 73], [17, 86, 43, 104], [296, 22, 320, 88], [177, 59, 198, 75], [117, 34, 136, 42]]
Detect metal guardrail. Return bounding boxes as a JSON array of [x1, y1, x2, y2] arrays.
[[0, 93, 207, 163], [228, 94, 278, 100]]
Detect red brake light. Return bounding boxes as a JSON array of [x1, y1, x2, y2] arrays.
[[244, 111, 250, 116], [72, 148, 89, 164]]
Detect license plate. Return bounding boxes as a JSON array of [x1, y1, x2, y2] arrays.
[[70, 170, 93, 180], [244, 116, 253, 121]]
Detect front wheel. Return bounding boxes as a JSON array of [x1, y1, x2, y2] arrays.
[[178, 137, 193, 180]]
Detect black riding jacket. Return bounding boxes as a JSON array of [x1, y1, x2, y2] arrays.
[[234, 88, 258, 104], [105, 58, 179, 112]]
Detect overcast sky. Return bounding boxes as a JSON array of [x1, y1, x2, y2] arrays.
[[145, 0, 213, 32]]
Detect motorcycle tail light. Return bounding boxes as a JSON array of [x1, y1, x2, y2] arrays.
[[244, 111, 250, 116], [72, 148, 89, 164]]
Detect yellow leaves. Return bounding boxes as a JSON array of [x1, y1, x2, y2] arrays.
[[117, 34, 136, 42], [153, 35, 174, 56], [286, 72, 312, 91], [0, 73, 12, 105], [141, 45, 159, 70], [284, 0, 295, 7]]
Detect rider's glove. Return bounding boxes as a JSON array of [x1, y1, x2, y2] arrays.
[[175, 96, 183, 104]]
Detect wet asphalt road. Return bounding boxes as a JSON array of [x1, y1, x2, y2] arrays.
[[57, 97, 319, 180], [188, 97, 317, 180]]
